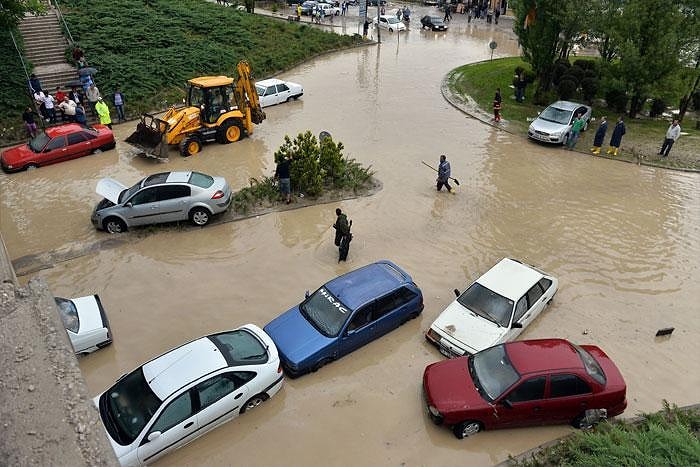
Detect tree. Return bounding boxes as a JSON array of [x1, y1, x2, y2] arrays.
[[677, 0, 700, 122], [587, 0, 625, 62], [0, 0, 45, 30]]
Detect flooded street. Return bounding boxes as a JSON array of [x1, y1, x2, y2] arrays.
[[2, 11, 700, 466]]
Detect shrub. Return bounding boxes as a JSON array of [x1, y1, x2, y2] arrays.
[[552, 62, 571, 86], [275, 131, 323, 196], [573, 59, 596, 71], [581, 77, 599, 103], [564, 65, 585, 86], [557, 78, 577, 100], [319, 137, 345, 187], [650, 98, 666, 118], [523, 70, 536, 84], [606, 88, 629, 113]]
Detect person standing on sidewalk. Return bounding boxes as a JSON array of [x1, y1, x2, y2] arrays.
[[436, 154, 453, 193], [565, 113, 585, 150], [113, 86, 126, 123], [658, 119, 681, 158], [95, 97, 112, 129], [590, 116, 607, 155], [606, 116, 626, 156], [274, 155, 292, 204], [22, 107, 39, 139]]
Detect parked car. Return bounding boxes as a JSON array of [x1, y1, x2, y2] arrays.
[[527, 100, 592, 144], [318, 2, 340, 15], [373, 15, 406, 31], [426, 258, 558, 358], [92, 171, 232, 233], [95, 325, 283, 466], [55, 294, 112, 354], [0, 123, 115, 172], [420, 15, 447, 30], [264, 261, 423, 377], [256, 79, 304, 108], [423, 339, 627, 438], [300, 0, 317, 15]]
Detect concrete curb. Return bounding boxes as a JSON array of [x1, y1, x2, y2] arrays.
[[441, 64, 700, 174]]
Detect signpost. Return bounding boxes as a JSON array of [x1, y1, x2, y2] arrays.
[[489, 40, 497, 61]]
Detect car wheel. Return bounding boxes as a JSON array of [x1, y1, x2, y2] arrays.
[[240, 393, 269, 414], [312, 357, 332, 373], [24, 163, 39, 171], [389, 27, 393, 32], [180, 135, 202, 157], [452, 420, 482, 439], [189, 207, 211, 227], [92, 148, 103, 154], [103, 217, 127, 234], [217, 120, 242, 144]]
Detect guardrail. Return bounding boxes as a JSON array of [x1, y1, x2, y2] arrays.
[[51, 0, 75, 44]]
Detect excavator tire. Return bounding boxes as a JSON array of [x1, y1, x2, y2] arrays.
[[180, 135, 202, 157], [217, 120, 243, 144]]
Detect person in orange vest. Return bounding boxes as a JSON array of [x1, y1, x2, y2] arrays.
[[493, 88, 502, 122]]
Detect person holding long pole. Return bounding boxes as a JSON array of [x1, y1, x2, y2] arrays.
[[436, 154, 453, 193]]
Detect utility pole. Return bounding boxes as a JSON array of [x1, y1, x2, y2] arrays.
[[376, 1, 381, 43]]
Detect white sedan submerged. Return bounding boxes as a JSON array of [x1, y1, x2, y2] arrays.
[[426, 258, 558, 357], [255, 79, 304, 108], [55, 295, 112, 354], [373, 15, 407, 32]]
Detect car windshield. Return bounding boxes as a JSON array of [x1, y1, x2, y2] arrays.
[[471, 345, 519, 401], [119, 181, 142, 204], [101, 368, 161, 445], [457, 282, 514, 327], [387, 17, 399, 24], [431, 16, 442, 22], [29, 131, 50, 152], [188, 172, 214, 188], [209, 330, 268, 365], [574, 344, 607, 385], [255, 85, 265, 95], [54, 298, 79, 333], [299, 287, 351, 337], [539, 106, 573, 125]]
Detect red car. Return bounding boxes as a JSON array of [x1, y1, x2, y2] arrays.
[[1, 123, 115, 172], [423, 339, 627, 438]]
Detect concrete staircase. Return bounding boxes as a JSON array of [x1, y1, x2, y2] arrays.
[[18, 8, 78, 93]]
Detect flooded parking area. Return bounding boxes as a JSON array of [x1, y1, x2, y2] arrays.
[[2, 11, 699, 467]]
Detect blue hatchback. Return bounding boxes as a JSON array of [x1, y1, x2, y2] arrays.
[[264, 261, 423, 377]]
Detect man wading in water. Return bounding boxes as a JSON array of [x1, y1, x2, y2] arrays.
[[333, 208, 352, 262], [436, 155, 454, 193]]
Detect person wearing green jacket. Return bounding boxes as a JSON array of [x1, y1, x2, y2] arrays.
[[565, 113, 586, 150], [94, 97, 112, 129]]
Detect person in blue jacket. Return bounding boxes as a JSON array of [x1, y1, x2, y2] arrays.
[[606, 116, 626, 156], [591, 116, 607, 155]]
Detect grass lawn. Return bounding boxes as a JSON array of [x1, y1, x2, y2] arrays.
[[447, 57, 700, 171]]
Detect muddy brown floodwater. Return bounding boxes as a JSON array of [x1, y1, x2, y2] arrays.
[[2, 11, 699, 467]]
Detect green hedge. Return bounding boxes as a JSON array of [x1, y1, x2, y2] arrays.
[[0, 29, 32, 143]]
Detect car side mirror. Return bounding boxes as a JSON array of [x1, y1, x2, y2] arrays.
[[125, 202, 132, 208], [147, 431, 162, 442], [511, 322, 523, 329], [453, 288, 460, 298], [501, 399, 513, 409]]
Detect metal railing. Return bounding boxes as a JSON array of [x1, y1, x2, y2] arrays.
[[51, 0, 75, 45]]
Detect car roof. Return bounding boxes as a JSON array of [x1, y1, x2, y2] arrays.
[[505, 339, 583, 375], [142, 337, 227, 400], [44, 123, 95, 137], [257, 79, 284, 87], [141, 171, 192, 187], [548, 100, 584, 111], [326, 260, 411, 310], [476, 258, 543, 301]]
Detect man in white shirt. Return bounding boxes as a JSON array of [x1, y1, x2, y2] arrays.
[[43, 93, 56, 123], [659, 119, 681, 158], [58, 97, 77, 122]]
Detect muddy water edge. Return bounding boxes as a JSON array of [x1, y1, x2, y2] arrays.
[[2, 14, 699, 467]]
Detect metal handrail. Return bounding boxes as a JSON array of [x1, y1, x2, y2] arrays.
[[51, 0, 75, 44], [9, 30, 31, 82]]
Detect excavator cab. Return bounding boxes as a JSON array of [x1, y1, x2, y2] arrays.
[[125, 60, 265, 159]]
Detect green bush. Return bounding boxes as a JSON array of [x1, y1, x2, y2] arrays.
[[573, 59, 596, 71], [557, 78, 577, 100], [319, 136, 345, 187], [274, 131, 323, 196], [552, 61, 570, 86], [650, 98, 666, 118], [606, 88, 629, 113], [581, 77, 599, 103]]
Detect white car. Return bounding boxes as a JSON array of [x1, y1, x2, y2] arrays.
[[318, 2, 340, 15], [373, 15, 407, 32], [527, 100, 592, 144], [95, 324, 283, 466], [426, 258, 558, 357], [255, 79, 304, 108], [55, 295, 112, 354]]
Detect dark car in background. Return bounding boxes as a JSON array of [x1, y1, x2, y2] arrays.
[[300, 0, 317, 14], [420, 15, 448, 31]]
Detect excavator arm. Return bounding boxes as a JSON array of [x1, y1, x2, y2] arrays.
[[234, 60, 266, 126]]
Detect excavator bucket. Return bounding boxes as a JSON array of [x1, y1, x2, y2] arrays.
[[125, 113, 169, 159]]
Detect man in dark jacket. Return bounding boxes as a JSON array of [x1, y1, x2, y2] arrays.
[[436, 154, 453, 192], [333, 208, 352, 262], [274, 156, 292, 204], [591, 116, 607, 155], [606, 116, 626, 156], [28, 73, 42, 94]]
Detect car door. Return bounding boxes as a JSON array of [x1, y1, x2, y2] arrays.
[[137, 390, 198, 465], [338, 304, 375, 356], [264, 85, 278, 106], [276, 83, 291, 103], [41, 136, 68, 164], [371, 287, 419, 338], [125, 186, 160, 226], [504, 296, 527, 342], [541, 373, 594, 424], [65, 131, 91, 159], [496, 376, 547, 428], [194, 372, 254, 433], [523, 282, 547, 327], [380, 17, 388, 29], [154, 184, 191, 223]]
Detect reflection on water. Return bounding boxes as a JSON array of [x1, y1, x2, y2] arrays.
[[3, 12, 700, 467]]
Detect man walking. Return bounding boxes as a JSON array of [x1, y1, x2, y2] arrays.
[[659, 119, 681, 158], [606, 116, 626, 156], [275, 155, 292, 204], [565, 113, 585, 150], [436, 154, 453, 193], [333, 208, 352, 262]]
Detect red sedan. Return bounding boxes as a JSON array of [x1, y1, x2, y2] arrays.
[[1, 123, 115, 172], [423, 339, 627, 438]]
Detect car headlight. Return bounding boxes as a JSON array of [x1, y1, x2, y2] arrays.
[[426, 328, 441, 342]]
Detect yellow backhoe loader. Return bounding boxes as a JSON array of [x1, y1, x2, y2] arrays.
[[125, 60, 266, 158]]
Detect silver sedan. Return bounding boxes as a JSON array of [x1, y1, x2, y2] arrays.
[[92, 171, 232, 233]]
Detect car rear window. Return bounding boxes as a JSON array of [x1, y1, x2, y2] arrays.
[[573, 344, 606, 385], [143, 173, 169, 187], [54, 298, 79, 333], [189, 172, 215, 188], [209, 330, 268, 366]]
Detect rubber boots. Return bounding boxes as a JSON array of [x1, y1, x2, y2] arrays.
[[591, 146, 600, 155], [606, 147, 614, 155]]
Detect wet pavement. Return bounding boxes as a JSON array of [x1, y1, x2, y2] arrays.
[[2, 8, 700, 467]]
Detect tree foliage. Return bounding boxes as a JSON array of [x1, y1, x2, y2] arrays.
[[0, 0, 45, 29]]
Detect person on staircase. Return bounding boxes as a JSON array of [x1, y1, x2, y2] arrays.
[[58, 96, 77, 123], [74, 103, 88, 128], [94, 97, 112, 129], [86, 83, 101, 116], [28, 73, 43, 94], [43, 92, 56, 124], [69, 87, 82, 106]]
